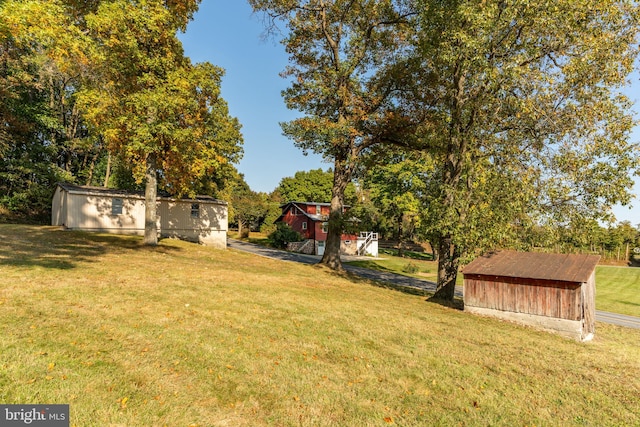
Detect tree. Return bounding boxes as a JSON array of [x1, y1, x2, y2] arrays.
[[228, 173, 268, 238], [0, 0, 98, 218], [249, 0, 415, 270], [80, 0, 243, 245], [403, 0, 640, 299], [276, 168, 357, 204], [269, 222, 303, 249], [363, 149, 431, 255]]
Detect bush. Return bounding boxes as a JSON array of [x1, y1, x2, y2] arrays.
[[269, 223, 303, 249], [402, 262, 419, 274]]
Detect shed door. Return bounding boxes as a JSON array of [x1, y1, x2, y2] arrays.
[[317, 241, 325, 256]]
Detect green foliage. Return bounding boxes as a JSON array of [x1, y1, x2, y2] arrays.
[[276, 168, 357, 204], [80, 3, 244, 197], [402, 262, 419, 274], [259, 198, 284, 235], [269, 222, 303, 249], [228, 173, 269, 234], [0, 0, 101, 218], [362, 149, 433, 242], [396, 0, 640, 298], [0, 0, 242, 221]]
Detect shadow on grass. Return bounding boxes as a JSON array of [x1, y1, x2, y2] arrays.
[[426, 295, 465, 311], [346, 260, 397, 274], [317, 265, 464, 311], [0, 225, 181, 270]]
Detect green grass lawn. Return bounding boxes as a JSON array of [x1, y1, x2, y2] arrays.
[[347, 253, 640, 317], [594, 265, 640, 316], [1, 225, 639, 426]]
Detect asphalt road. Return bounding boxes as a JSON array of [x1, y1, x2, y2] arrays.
[[227, 239, 640, 330]]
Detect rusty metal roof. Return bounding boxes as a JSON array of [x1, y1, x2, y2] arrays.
[[462, 251, 600, 283]]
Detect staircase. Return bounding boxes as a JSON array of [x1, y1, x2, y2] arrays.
[[358, 232, 379, 256]]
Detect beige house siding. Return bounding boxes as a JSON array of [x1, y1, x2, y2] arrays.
[[52, 183, 227, 249], [158, 198, 227, 248]]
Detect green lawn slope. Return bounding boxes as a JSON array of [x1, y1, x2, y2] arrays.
[[1, 225, 639, 426]]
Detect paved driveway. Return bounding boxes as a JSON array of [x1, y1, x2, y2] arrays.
[[227, 239, 640, 330]]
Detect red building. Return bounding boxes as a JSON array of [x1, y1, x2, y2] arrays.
[[275, 201, 375, 256]]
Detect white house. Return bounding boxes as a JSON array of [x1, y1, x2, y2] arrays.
[[51, 183, 228, 249]]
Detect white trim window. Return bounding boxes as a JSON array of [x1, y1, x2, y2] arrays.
[[302, 221, 307, 230], [322, 222, 328, 233], [111, 198, 123, 215], [191, 203, 200, 218]]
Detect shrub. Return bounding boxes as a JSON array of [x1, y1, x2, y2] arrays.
[[402, 262, 419, 274], [269, 222, 303, 249]]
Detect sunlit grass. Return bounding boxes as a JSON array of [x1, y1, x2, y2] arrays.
[[1, 224, 639, 426], [595, 265, 640, 316]]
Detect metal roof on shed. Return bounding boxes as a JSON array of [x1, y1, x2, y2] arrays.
[[462, 251, 600, 283]]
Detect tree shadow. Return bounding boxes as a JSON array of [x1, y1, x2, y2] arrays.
[[318, 265, 465, 310], [345, 259, 397, 274], [426, 295, 465, 311], [0, 225, 181, 270]]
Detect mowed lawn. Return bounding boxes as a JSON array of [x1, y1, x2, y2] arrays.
[[1, 225, 639, 426]]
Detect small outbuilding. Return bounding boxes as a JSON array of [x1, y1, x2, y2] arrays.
[[51, 183, 228, 249], [463, 251, 599, 341]]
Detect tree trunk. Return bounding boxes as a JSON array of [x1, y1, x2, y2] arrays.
[[103, 152, 112, 188], [397, 215, 405, 257], [626, 242, 630, 262], [320, 157, 350, 270], [85, 148, 101, 186], [144, 153, 158, 246], [432, 235, 460, 300]]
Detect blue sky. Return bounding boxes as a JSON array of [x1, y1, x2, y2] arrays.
[[179, 1, 640, 226]]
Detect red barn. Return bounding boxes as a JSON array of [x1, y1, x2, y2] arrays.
[[275, 202, 377, 256], [463, 251, 599, 341]]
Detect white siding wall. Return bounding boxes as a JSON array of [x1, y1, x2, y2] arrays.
[[51, 185, 227, 248], [61, 193, 146, 234], [51, 187, 66, 226], [158, 199, 228, 249]]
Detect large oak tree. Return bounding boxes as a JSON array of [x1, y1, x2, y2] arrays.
[[249, 0, 415, 269], [80, 0, 242, 245], [404, 0, 640, 300]]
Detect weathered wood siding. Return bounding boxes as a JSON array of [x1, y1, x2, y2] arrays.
[[581, 271, 596, 337], [464, 274, 582, 320]]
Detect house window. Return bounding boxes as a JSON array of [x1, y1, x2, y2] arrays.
[[302, 222, 307, 230], [111, 198, 123, 215], [316, 204, 322, 214], [322, 222, 328, 233], [191, 203, 200, 218]]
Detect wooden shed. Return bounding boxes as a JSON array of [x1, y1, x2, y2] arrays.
[[51, 183, 228, 249], [463, 251, 599, 341]]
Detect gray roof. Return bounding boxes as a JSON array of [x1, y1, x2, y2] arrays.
[[56, 183, 226, 204], [462, 251, 600, 283]]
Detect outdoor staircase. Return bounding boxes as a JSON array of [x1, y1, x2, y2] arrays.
[[358, 232, 378, 256]]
